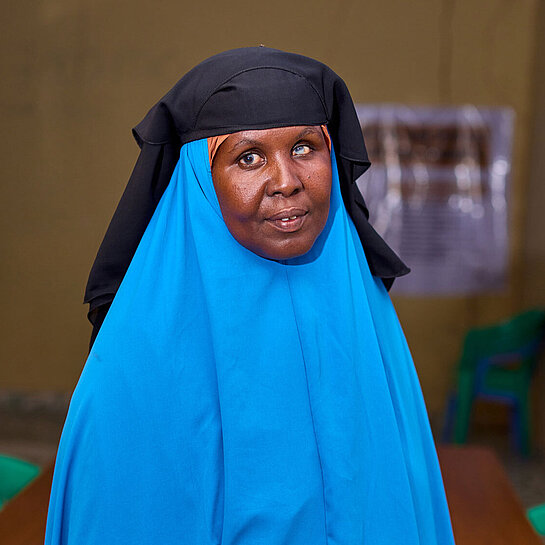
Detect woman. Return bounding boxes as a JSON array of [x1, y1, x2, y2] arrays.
[[46, 47, 455, 544]]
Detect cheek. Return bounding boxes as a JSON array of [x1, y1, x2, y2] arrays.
[[308, 164, 332, 214], [214, 173, 265, 222]]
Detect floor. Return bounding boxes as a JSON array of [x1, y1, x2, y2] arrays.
[[2, 389, 545, 535]]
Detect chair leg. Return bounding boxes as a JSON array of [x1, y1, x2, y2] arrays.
[[516, 394, 531, 457], [441, 392, 457, 442], [454, 371, 474, 444], [510, 402, 520, 453]]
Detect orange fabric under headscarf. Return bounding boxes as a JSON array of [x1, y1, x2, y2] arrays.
[[207, 125, 331, 166]]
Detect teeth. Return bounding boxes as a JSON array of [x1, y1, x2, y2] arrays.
[[280, 215, 298, 222], [290, 215, 297, 219]]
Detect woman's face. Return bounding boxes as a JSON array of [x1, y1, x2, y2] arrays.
[[211, 125, 332, 260]]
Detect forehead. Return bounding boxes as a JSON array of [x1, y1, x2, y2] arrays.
[[223, 125, 325, 150]]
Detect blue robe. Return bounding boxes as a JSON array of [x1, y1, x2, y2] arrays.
[[45, 139, 455, 544]]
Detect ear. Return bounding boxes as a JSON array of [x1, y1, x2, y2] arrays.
[[327, 77, 370, 177], [325, 77, 410, 290]]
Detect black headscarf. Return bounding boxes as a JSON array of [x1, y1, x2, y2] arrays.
[[84, 46, 409, 347]]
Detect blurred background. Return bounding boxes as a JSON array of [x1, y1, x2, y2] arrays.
[[1, 0, 545, 533]]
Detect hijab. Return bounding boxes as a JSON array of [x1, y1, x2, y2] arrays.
[[45, 47, 454, 545], [84, 46, 409, 346]]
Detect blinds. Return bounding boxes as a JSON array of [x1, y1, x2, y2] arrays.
[[356, 105, 514, 295]]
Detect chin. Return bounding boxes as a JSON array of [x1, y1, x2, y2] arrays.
[[256, 239, 317, 261]]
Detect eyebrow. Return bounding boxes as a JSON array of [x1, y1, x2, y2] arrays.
[[227, 126, 323, 154]]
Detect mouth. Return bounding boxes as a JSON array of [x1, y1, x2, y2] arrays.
[[266, 208, 309, 233]]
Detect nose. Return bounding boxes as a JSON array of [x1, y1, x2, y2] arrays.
[[266, 156, 304, 197]]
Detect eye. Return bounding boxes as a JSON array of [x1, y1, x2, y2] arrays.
[[238, 152, 263, 168], [293, 144, 312, 156]]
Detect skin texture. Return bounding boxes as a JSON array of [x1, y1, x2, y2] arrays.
[[211, 125, 332, 260]]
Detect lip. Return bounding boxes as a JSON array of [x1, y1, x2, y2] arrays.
[[267, 208, 308, 221], [266, 208, 309, 233]]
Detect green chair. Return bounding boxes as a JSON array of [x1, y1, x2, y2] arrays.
[[527, 503, 545, 535], [0, 454, 40, 509], [443, 308, 545, 456]]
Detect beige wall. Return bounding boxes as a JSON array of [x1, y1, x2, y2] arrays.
[[524, 1, 545, 307], [524, 0, 545, 445], [1, 1, 543, 424]]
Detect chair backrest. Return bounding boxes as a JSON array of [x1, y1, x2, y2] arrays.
[[0, 454, 40, 508], [459, 308, 545, 370], [527, 503, 545, 536]]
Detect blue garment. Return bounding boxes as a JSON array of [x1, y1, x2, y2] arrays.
[[45, 139, 455, 544]]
